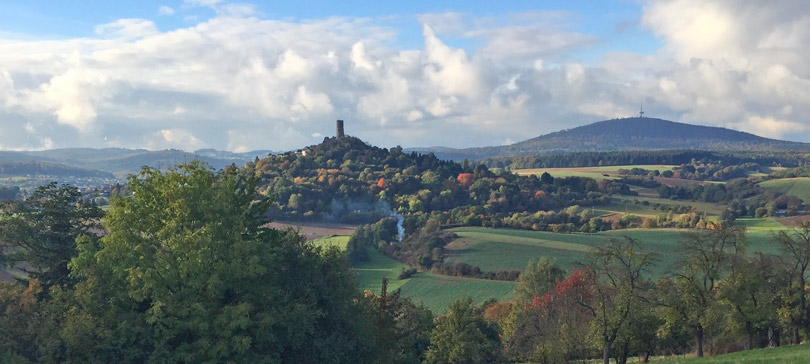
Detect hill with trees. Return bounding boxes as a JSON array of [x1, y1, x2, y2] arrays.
[[410, 117, 810, 160], [245, 136, 637, 231]]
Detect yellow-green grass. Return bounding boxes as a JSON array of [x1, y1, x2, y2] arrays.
[[589, 165, 677, 172], [398, 272, 515, 314], [352, 248, 411, 293], [653, 343, 810, 363], [514, 165, 677, 182], [590, 197, 726, 219], [312, 235, 350, 250], [311, 235, 410, 293], [319, 234, 515, 313], [760, 177, 810, 202], [445, 227, 785, 277], [735, 218, 788, 252]]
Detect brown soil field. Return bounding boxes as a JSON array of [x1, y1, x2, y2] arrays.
[[266, 221, 357, 240], [654, 176, 704, 187], [600, 213, 624, 224], [774, 215, 810, 228], [444, 237, 477, 250]]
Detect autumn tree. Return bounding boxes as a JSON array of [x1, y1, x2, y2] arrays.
[[506, 268, 595, 363], [513, 258, 565, 306]]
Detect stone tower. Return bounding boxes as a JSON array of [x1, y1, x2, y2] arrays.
[[336, 119, 345, 138]]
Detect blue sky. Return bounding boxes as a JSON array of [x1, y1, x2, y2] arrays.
[[0, 0, 660, 57], [0, 0, 808, 151]]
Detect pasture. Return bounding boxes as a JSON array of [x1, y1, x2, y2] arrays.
[[515, 165, 675, 182], [398, 273, 515, 314], [321, 235, 515, 314], [653, 343, 810, 363], [759, 177, 810, 203], [311, 235, 350, 250], [444, 224, 789, 277]]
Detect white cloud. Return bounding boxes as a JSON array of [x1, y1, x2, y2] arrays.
[[0, 3, 809, 152], [95, 19, 159, 40], [158, 6, 175, 16]]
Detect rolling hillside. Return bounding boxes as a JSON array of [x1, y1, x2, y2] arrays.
[[0, 148, 273, 179], [411, 117, 810, 160]]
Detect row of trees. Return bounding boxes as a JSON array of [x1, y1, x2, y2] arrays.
[[481, 149, 810, 170]]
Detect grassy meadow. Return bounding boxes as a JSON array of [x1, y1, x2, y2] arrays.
[[514, 165, 677, 182], [398, 273, 515, 314], [652, 343, 810, 364], [444, 223, 788, 277], [318, 234, 516, 314], [311, 216, 796, 313], [759, 177, 810, 203]]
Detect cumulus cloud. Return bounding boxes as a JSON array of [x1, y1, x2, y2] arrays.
[[158, 6, 175, 16], [0, 1, 809, 152]]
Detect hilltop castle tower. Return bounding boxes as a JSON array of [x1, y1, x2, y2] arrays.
[[336, 119, 345, 138]]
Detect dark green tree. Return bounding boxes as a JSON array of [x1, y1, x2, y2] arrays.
[[772, 222, 810, 343], [424, 298, 502, 364], [0, 182, 102, 291], [63, 162, 378, 363]]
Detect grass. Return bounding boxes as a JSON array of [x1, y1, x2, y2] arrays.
[[398, 272, 515, 314], [445, 226, 789, 278], [311, 235, 350, 250], [652, 343, 810, 363], [351, 245, 516, 315], [352, 247, 412, 293], [759, 177, 810, 202], [514, 165, 677, 182]]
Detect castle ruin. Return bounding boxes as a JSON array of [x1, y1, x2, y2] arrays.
[[336, 119, 345, 138]]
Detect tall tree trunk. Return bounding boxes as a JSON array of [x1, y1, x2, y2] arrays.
[[603, 340, 611, 364], [642, 351, 651, 363], [747, 333, 754, 350], [697, 325, 705, 357], [794, 327, 800, 345]]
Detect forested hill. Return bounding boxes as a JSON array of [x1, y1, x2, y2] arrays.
[[409, 117, 810, 160], [247, 136, 614, 226]]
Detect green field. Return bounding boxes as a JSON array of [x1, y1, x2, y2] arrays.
[[353, 248, 412, 293], [329, 236, 514, 314], [759, 177, 810, 202], [515, 165, 677, 182], [312, 235, 350, 250], [398, 273, 515, 314], [445, 225, 788, 277], [653, 343, 810, 363]]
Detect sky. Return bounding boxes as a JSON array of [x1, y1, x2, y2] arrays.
[[0, 0, 808, 152]]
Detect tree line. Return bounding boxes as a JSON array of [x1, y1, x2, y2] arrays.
[[2, 163, 810, 363]]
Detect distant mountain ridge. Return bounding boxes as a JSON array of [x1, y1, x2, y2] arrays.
[[407, 117, 810, 160], [0, 148, 275, 179]]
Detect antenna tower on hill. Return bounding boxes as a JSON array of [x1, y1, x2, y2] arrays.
[[638, 102, 645, 118]]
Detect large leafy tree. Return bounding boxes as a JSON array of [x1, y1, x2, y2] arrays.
[[660, 225, 745, 357], [772, 222, 810, 343], [0, 182, 102, 290], [579, 236, 656, 364], [63, 162, 377, 363], [424, 298, 502, 364]]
